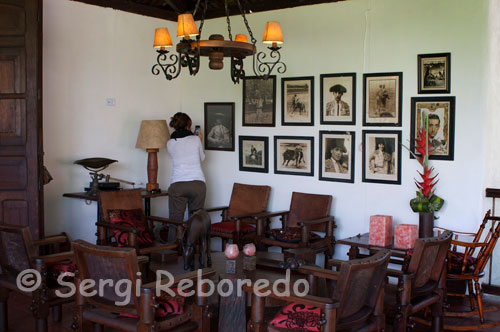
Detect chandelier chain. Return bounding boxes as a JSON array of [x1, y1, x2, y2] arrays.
[[198, 0, 209, 37], [224, 0, 233, 40], [236, 0, 257, 44]]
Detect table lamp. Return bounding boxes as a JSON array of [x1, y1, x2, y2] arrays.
[[135, 120, 170, 192]]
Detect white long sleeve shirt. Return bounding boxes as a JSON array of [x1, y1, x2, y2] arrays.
[[167, 135, 205, 184]]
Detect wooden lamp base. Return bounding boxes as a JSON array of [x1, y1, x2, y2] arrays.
[[146, 148, 160, 192]]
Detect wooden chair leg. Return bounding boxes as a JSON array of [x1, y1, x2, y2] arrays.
[[0, 288, 9, 332], [222, 239, 227, 251], [52, 304, 62, 322], [93, 323, 103, 332], [467, 280, 475, 311], [474, 279, 485, 323]]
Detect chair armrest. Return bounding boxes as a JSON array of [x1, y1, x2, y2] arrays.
[[205, 206, 229, 213], [147, 216, 184, 226], [242, 284, 338, 309], [298, 265, 339, 280], [138, 256, 149, 264], [434, 226, 475, 237], [386, 268, 415, 281], [451, 239, 488, 249], [95, 221, 138, 233], [33, 251, 74, 264], [230, 211, 271, 221], [326, 258, 343, 270], [32, 234, 69, 247], [298, 216, 334, 226]]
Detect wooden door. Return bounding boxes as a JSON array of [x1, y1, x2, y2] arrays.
[[0, 0, 43, 239]]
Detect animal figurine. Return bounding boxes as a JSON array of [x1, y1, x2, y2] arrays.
[[183, 209, 212, 271]]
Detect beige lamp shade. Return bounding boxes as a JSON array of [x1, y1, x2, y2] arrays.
[[177, 13, 199, 38], [153, 28, 173, 49], [135, 120, 170, 149], [262, 21, 284, 44], [235, 34, 248, 43]]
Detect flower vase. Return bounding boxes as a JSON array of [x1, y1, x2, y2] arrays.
[[418, 212, 434, 238]]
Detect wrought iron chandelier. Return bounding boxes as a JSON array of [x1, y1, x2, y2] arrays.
[[151, 0, 286, 84]]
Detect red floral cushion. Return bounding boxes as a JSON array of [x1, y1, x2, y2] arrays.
[[449, 251, 477, 273], [120, 288, 184, 319], [269, 227, 321, 244], [270, 302, 320, 331], [211, 222, 255, 234], [108, 209, 153, 247], [47, 259, 76, 287]]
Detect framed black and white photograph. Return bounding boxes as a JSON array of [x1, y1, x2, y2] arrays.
[[274, 136, 314, 176], [410, 96, 455, 160], [320, 73, 356, 125], [319, 131, 355, 183], [418, 53, 451, 94], [362, 130, 401, 185], [363, 72, 402, 126], [239, 136, 268, 173], [281, 76, 314, 126], [204, 102, 235, 151], [243, 75, 276, 127]]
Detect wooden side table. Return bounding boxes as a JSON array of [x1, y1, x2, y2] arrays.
[[62, 189, 168, 221]]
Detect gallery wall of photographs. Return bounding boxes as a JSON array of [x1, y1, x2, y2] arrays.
[[204, 52, 454, 186]]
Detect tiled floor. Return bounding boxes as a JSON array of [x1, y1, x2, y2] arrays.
[[5, 292, 500, 331]]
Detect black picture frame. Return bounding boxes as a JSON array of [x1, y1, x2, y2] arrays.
[[204, 102, 235, 151], [362, 72, 403, 127], [320, 73, 356, 125], [418, 53, 451, 94], [274, 136, 314, 177], [281, 76, 314, 126], [410, 96, 455, 161], [319, 131, 355, 183], [362, 130, 401, 185], [242, 75, 276, 127], [238, 136, 269, 173]]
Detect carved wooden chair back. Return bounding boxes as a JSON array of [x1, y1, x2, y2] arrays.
[[333, 249, 391, 326], [406, 231, 452, 295], [287, 192, 332, 232], [72, 239, 141, 315], [99, 189, 145, 222], [226, 183, 271, 220], [0, 225, 35, 277], [471, 212, 500, 274]]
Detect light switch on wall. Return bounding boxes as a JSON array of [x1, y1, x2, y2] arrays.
[[106, 98, 116, 106]]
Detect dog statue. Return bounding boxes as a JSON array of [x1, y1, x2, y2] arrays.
[[183, 209, 212, 271]]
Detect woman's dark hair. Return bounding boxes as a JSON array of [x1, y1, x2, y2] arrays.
[[169, 112, 192, 131]]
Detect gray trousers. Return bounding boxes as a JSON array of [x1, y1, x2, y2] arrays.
[[165, 180, 206, 243]]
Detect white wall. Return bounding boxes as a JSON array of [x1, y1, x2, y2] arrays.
[[44, 0, 489, 261]]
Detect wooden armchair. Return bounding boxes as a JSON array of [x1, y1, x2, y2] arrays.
[[384, 231, 452, 332], [244, 249, 391, 332], [254, 192, 336, 264], [71, 240, 215, 332], [209, 183, 271, 250], [435, 210, 500, 324], [0, 225, 74, 332], [96, 189, 182, 255]]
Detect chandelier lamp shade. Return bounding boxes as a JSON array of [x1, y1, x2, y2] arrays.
[[151, 0, 286, 84]]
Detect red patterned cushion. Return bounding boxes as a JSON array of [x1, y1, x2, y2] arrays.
[[211, 222, 255, 234], [269, 227, 321, 244], [120, 289, 184, 319], [270, 302, 320, 331], [108, 209, 153, 247], [449, 251, 477, 273], [47, 259, 76, 286]]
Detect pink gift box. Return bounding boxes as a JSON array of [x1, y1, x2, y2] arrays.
[[369, 215, 393, 247], [394, 224, 418, 249]]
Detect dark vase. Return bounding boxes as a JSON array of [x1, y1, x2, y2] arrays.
[[419, 212, 434, 238]]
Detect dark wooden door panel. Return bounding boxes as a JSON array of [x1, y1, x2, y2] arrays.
[[2, 199, 28, 227], [0, 0, 42, 239], [0, 3, 25, 36]]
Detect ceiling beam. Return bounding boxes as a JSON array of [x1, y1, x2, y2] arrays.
[[71, 0, 178, 21]]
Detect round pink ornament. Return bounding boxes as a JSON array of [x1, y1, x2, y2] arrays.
[[224, 244, 239, 259], [243, 243, 256, 256]]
